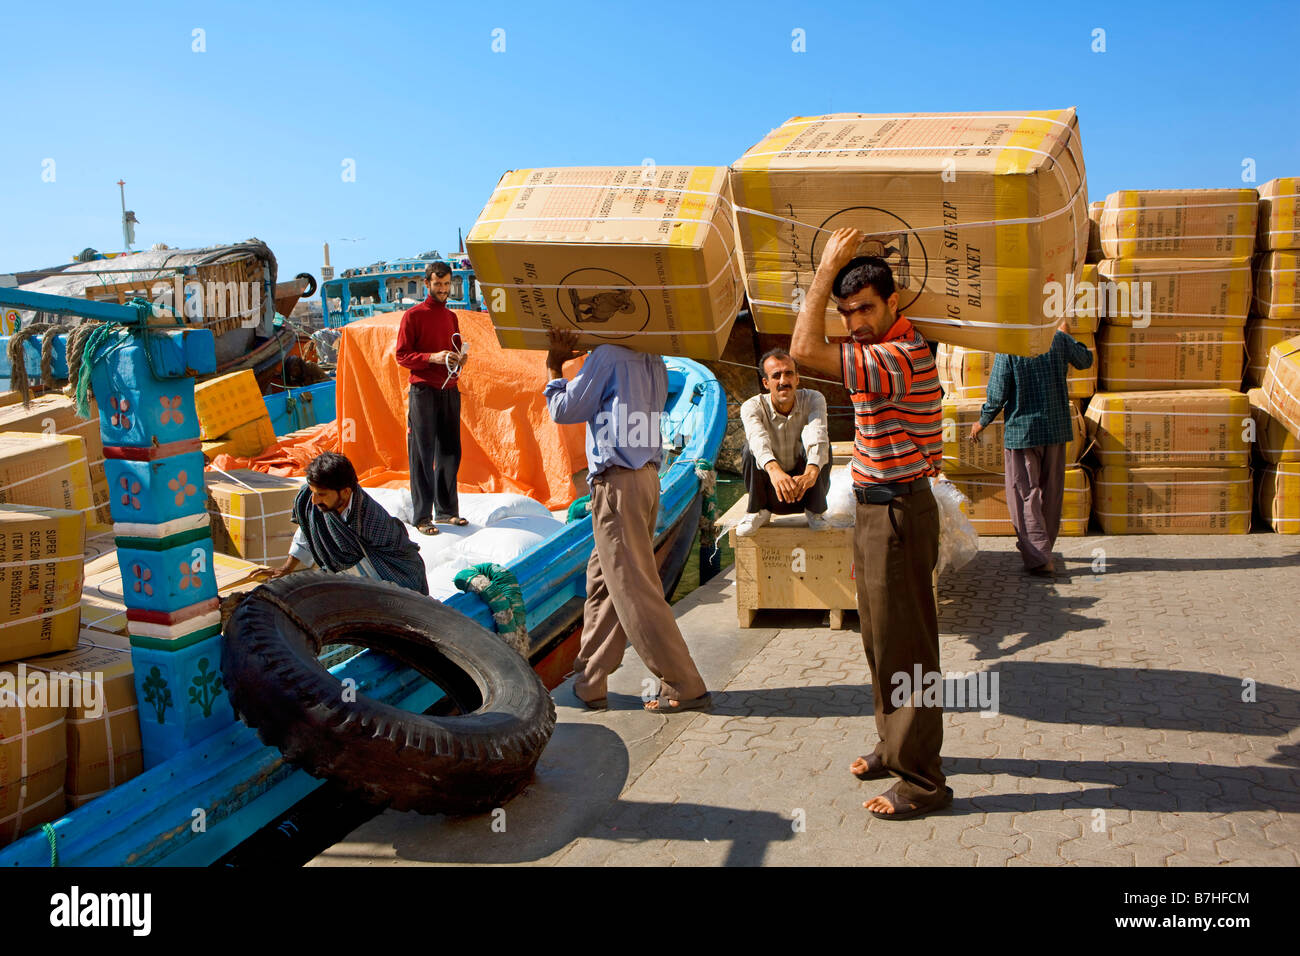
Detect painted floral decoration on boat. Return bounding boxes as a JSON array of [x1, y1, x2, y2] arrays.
[[131, 563, 153, 596], [178, 561, 202, 589], [142, 666, 172, 724], [119, 475, 142, 509], [168, 470, 197, 507], [189, 658, 224, 718], [110, 395, 132, 429], [159, 395, 185, 426]]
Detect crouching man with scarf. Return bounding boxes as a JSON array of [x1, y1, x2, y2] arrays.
[[273, 452, 429, 595]]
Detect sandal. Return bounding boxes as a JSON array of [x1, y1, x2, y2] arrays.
[[644, 692, 712, 714], [850, 753, 891, 781], [437, 516, 469, 527], [867, 784, 953, 821], [416, 522, 439, 536]]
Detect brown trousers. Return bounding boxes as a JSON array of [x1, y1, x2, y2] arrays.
[[1003, 443, 1067, 570], [854, 486, 945, 802], [572, 463, 707, 703]]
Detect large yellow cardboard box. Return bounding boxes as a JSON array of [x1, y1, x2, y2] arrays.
[[1245, 317, 1300, 387], [0, 669, 67, 846], [0, 504, 84, 663], [936, 338, 1094, 399], [203, 414, 276, 460], [1257, 178, 1299, 252], [1260, 333, 1300, 440], [0, 432, 102, 534], [22, 631, 141, 801], [207, 470, 302, 565], [1065, 262, 1101, 335], [949, 466, 1090, 536], [1085, 389, 1252, 466], [1253, 251, 1299, 319], [942, 397, 1084, 474], [1247, 387, 1300, 463], [729, 109, 1088, 356], [194, 369, 266, 441], [1087, 201, 1104, 264], [1256, 462, 1300, 533], [0, 397, 111, 530], [1092, 465, 1252, 533], [1099, 188, 1258, 259], [1099, 257, 1252, 327], [466, 166, 742, 359], [1097, 326, 1244, 391], [0, 392, 20, 409]]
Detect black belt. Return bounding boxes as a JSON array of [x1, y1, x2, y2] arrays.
[[854, 480, 923, 504]]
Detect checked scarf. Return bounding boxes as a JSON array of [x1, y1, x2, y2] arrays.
[[291, 485, 429, 594]]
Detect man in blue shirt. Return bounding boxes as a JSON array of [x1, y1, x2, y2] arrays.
[[545, 330, 709, 714], [971, 318, 1092, 577]]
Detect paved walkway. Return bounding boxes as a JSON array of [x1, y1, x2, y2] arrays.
[[312, 534, 1300, 866]]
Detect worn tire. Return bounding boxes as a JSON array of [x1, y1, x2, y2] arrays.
[[222, 571, 556, 815]]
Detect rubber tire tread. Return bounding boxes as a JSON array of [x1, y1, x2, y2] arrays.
[[222, 571, 556, 815]]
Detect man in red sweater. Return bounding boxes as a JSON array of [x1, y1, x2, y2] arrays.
[[395, 261, 469, 534]]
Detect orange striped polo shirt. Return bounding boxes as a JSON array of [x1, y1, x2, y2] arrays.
[[839, 316, 943, 485]]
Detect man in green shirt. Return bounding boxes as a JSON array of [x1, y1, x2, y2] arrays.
[[971, 318, 1092, 577]]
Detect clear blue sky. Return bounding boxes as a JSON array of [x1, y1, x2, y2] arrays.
[[2, 0, 1296, 281]]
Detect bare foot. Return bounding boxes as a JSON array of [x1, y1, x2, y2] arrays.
[[863, 793, 897, 813]]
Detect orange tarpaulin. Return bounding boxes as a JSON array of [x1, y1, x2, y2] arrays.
[[209, 309, 588, 509]]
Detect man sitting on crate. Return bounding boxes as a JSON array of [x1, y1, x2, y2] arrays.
[[736, 348, 832, 536], [272, 452, 429, 595], [789, 229, 950, 821]]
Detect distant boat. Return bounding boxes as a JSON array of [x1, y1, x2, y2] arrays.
[[320, 251, 483, 327]]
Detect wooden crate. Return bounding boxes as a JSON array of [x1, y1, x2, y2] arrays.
[[723, 495, 856, 628]]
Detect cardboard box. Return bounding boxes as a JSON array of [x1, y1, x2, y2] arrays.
[[21, 632, 142, 800], [1099, 257, 1252, 327], [194, 369, 266, 441], [1065, 262, 1101, 334], [1257, 462, 1300, 533], [729, 109, 1088, 356], [1260, 332, 1300, 441], [1099, 188, 1258, 259], [0, 392, 20, 409], [1245, 317, 1300, 387], [1097, 325, 1245, 391], [1087, 201, 1104, 264], [0, 432, 101, 532], [942, 397, 1084, 474], [1092, 465, 1252, 533], [0, 504, 85, 663], [0, 668, 67, 845], [204, 414, 276, 460], [1253, 251, 1299, 319], [80, 550, 268, 635], [207, 470, 302, 565], [466, 166, 742, 359], [1247, 387, 1300, 463], [1085, 389, 1252, 466], [0, 396, 111, 530], [949, 466, 1090, 536], [1258, 177, 1299, 252]]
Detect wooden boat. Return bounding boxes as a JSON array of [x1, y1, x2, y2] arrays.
[[0, 328, 725, 866]]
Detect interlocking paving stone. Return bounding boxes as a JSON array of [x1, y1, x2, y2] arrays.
[[316, 534, 1300, 866]]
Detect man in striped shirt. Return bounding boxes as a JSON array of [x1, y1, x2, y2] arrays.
[[790, 227, 950, 821]]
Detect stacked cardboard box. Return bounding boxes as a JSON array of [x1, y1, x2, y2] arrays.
[[1247, 179, 1300, 386], [0, 432, 107, 536], [0, 396, 112, 530], [1097, 189, 1256, 391], [467, 166, 742, 359], [949, 468, 1092, 537], [0, 504, 85, 663], [1086, 390, 1253, 533], [195, 370, 276, 460], [1260, 333, 1300, 439], [1087, 201, 1104, 264], [728, 109, 1087, 356], [0, 667, 67, 846], [1249, 388, 1300, 534], [206, 470, 302, 566], [20, 630, 142, 808], [936, 340, 1096, 401]]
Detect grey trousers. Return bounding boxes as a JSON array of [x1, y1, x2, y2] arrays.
[[1003, 443, 1067, 570], [572, 463, 708, 704]]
